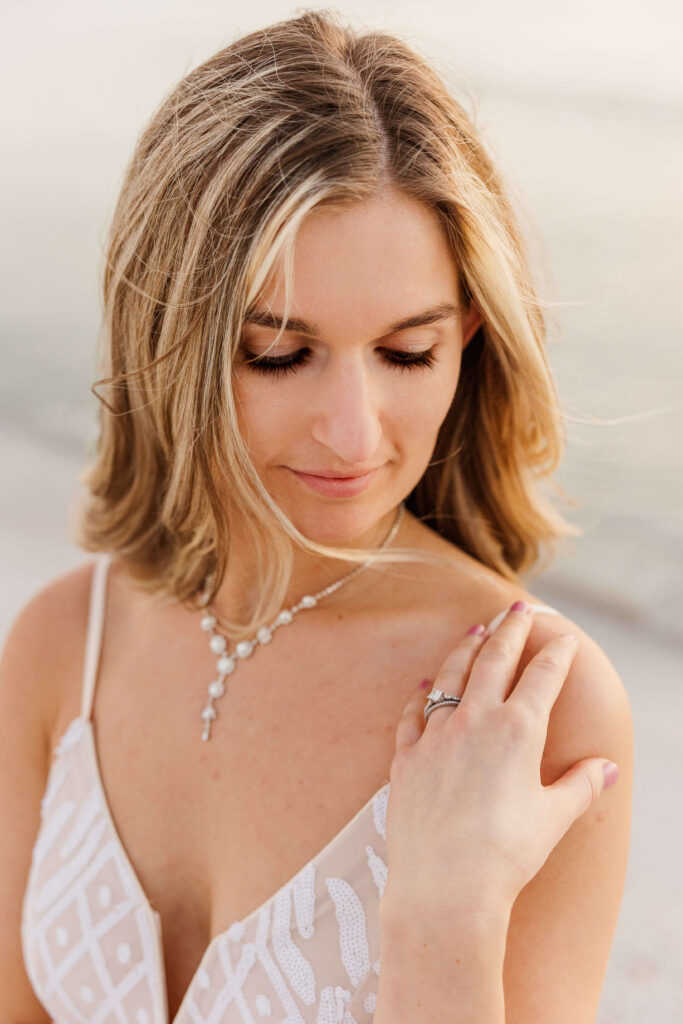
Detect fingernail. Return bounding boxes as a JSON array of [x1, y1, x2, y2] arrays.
[[510, 600, 530, 614], [603, 762, 619, 788], [467, 624, 486, 635], [419, 678, 432, 689]]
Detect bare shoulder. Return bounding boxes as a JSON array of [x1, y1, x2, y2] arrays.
[[0, 560, 106, 1021], [495, 606, 633, 1021], [402, 516, 633, 760], [400, 526, 633, 1023], [477, 573, 632, 772], [0, 558, 99, 754], [515, 598, 634, 789]]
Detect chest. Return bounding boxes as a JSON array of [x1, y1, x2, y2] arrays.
[[51, 606, 449, 1019]]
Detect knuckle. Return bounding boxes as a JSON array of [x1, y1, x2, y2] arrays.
[[389, 746, 414, 780], [445, 701, 473, 729], [503, 701, 535, 734], [438, 655, 470, 685], [401, 693, 421, 714], [427, 708, 454, 728], [531, 652, 562, 673], [441, 647, 469, 672], [584, 772, 599, 808], [518, 696, 544, 723], [480, 638, 514, 660]]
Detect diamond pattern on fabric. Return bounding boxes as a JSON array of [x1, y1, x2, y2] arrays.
[[22, 716, 391, 1023], [20, 559, 561, 1023]]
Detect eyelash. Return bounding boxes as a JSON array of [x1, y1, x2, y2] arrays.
[[240, 346, 437, 377]]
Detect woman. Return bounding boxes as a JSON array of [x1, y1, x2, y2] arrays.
[[1, 9, 632, 1023]]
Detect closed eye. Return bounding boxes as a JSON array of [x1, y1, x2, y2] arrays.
[[238, 346, 437, 377]]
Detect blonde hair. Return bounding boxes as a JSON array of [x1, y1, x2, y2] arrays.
[[76, 7, 580, 639]]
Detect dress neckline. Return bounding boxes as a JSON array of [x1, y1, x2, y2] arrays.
[[52, 713, 390, 1023], [54, 569, 560, 1021]]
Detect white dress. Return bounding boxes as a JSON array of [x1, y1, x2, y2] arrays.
[[21, 552, 560, 1022]]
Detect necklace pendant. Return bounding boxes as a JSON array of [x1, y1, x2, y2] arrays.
[[198, 502, 405, 740], [201, 702, 218, 742]]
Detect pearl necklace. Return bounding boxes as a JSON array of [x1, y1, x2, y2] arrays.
[[197, 503, 405, 741]]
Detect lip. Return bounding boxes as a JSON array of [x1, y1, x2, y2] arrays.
[[288, 466, 381, 497]]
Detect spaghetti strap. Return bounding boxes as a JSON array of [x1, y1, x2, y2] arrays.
[[80, 553, 114, 722], [485, 602, 562, 635]]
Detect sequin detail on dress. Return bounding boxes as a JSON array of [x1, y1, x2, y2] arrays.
[[21, 552, 562, 1022]]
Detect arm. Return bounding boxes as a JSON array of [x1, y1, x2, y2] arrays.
[[0, 564, 91, 1022], [373, 616, 633, 1024], [501, 619, 632, 1023], [375, 908, 510, 1023]]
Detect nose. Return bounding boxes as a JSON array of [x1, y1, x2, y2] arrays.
[[308, 355, 383, 467]]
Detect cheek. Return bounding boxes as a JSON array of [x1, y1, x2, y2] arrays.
[[232, 377, 301, 458], [389, 370, 459, 439], [233, 359, 460, 456], [428, 357, 461, 425], [232, 378, 267, 457]]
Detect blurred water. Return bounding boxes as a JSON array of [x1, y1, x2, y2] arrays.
[[2, 66, 681, 642], [1, 5, 682, 1020], [1, 8, 682, 616]]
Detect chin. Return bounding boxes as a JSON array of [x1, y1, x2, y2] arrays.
[[281, 496, 393, 547]]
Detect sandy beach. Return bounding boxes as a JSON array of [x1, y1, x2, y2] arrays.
[[2, 1, 681, 1015]]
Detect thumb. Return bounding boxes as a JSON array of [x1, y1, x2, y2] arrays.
[[548, 757, 619, 826]]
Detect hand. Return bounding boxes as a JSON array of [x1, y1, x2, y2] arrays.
[[381, 603, 618, 925]]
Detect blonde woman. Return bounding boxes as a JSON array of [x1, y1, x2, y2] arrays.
[[2, 10, 632, 1023]]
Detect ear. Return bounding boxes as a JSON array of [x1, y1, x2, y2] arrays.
[[461, 303, 484, 349]]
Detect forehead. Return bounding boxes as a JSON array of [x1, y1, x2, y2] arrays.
[[256, 189, 461, 334]]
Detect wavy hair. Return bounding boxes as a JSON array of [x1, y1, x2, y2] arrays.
[[75, 7, 580, 639]]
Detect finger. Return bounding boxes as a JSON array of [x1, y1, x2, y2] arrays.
[[465, 601, 535, 705], [424, 624, 489, 726], [394, 688, 432, 753], [394, 626, 487, 753], [546, 756, 619, 836], [506, 633, 580, 720]]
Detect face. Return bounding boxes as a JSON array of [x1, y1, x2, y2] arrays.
[[232, 187, 482, 545]]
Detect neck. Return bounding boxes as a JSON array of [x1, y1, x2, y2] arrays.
[[209, 503, 404, 626]]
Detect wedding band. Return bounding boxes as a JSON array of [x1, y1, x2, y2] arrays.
[[423, 686, 462, 722]]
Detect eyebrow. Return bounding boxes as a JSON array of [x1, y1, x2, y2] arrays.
[[242, 302, 459, 340]]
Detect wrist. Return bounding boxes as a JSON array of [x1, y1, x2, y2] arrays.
[[379, 897, 511, 960], [379, 885, 512, 939], [375, 905, 509, 1024]]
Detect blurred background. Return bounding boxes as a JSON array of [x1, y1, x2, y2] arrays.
[[1, 0, 681, 1018]]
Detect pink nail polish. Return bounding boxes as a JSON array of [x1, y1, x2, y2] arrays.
[[603, 762, 619, 788], [510, 600, 530, 613], [419, 678, 432, 689], [467, 624, 486, 635]]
